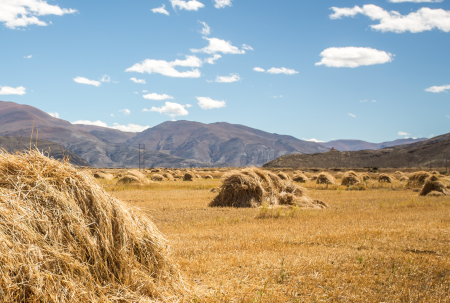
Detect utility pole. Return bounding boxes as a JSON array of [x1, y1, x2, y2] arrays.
[[139, 144, 141, 171], [143, 144, 145, 171]]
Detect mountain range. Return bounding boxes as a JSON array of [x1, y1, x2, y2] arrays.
[[0, 100, 432, 168]]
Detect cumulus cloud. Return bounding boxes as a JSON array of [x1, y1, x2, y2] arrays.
[[425, 84, 450, 93], [24, 55, 32, 59], [303, 138, 325, 143], [170, 0, 204, 11], [252, 67, 298, 75], [72, 120, 108, 127], [126, 56, 202, 78], [0, 86, 26, 95], [119, 109, 130, 115], [316, 47, 394, 68], [242, 44, 254, 51], [143, 93, 174, 100], [191, 37, 246, 54], [213, 73, 241, 83], [253, 67, 265, 72], [349, 113, 356, 118], [196, 97, 226, 109], [214, 0, 232, 9], [100, 75, 111, 83], [330, 5, 450, 33], [198, 21, 211, 35], [0, 0, 77, 29], [144, 102, 189, 118], [73, 120, 149, 132], [73, 76, 101, 87], [204, 54, 222, 64], [48, 112, 60, 118], [152, 4, 170, 15], [130, 77, 146, 84], [398, 131, 410, 136]]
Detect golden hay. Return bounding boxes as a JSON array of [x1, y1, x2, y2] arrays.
[[277, 172, 290, 180], [378, 174, 393, 183], [195, 174, 202, 179], [0, 150, 188, 302], [427, 191, 445, 197], [341, 171, 360, 186], [183, 172, 196, 181], [420, 180, 448, 196], [151, 174, 165, 181], [431, 171, 440, 175], [117, 170, 149, 185], [408, 171, 431, 185], [292, 173, 309, 183], [93, 172, 114, 180], [204, 175, 213, 179], [316, 172, 336, 185], [360, 173, 371, 181], [163, 173, 175, 181], [400, 176, 410, 182], [209, 168, 326, 209]]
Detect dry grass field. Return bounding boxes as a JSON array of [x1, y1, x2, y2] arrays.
[[96, 173, 450, 302]]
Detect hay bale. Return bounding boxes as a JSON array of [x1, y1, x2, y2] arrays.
[[316, 172, 336, 185], [394, 171, 404, 179], [400, 176, 410, 182], [183, 172, 196, 181], [151, 168, 161, 173], [427, 191, 445, 197], [0, 150, 188, 302], [195, 174, 202, 179], [292, 173, 309, 183], [117, 170, 149, 185], [341, 171, 360, 186], [420, 180, 448, 196], [408, 171, 431, 185], [360, 173, 371, 181], [431, 171, 440, 175], [378, 174, 393, 183], [277, 172, 290, 180], [163, 173, 175, 181], [209, 168, 326, 209], [310, 175, 318, 181], [151, 174, 165, 181], [204, 175, 213, 179], [93, 172, 114, 180], [210, 187, 220, 193]]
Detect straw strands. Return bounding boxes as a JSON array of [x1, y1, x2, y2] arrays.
[[316, 172, 336, 185]]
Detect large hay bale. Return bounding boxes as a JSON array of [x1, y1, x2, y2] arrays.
[[0, 150, 187, 302], [151, 174, 165, 181], [163, 173, 175, 181], [292, 173, 309, 183], [209, 168, 326, 209], [378, 174, 393, 183], [420, 180, 448, 196], [341, 171, 360, 186], [183, 172, 196, 181], [316, 172, 336, 185], [277, 172, 290, 180], [408, 171, 431, 185]]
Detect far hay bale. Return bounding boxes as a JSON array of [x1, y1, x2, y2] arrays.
[[209, 168, 326, 209], [93, 172, 114, 180], [183, 172, 196, 181], [277, 172, 290, 180], [316, 172, 336, 185], [310, 175, 318, 181], [408, 171, 431, 185], [341, 171, 360, 186], [151, 174, 165, 181], [117, 170, 149, 185], [431, 171, 440, 175], [378, 174, 394, 183], [196, 174, 202, 179], [360, 173, 371, 181], [204, 175, 213, 179], [420, 180, 448, 196], [427, 191, 445, 197], [394, 171, 404, 179], [151, 168, 161, 173], [163, 173, 175, 181], [400, 176, 410, 182], [0, 150, 188, 302], [292, 173, 309, 183]]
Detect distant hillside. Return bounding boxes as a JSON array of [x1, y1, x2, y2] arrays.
[[0, 136, 90, 166], [322, 138, 427, 151], [127, 121, 329, 166], [263, 134, 450, 169]]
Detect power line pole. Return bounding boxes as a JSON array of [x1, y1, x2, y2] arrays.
[[143, 144, 145, 171], [139, 144, 141, 171]]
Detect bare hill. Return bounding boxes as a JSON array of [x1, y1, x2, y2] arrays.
[[127, 121, 329, 166], [263, 134, 450, 169]]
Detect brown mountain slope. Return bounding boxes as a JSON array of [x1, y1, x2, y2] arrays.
[[0, 136, 90, 166], [128, 121, 329, 166], [263, 134, 450, 169]]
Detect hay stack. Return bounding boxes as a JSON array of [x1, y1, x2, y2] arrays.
[[209, 168, 326, 209], [427, 191, 445, 197], [400, 176, 410, 182], [204, 175, 213, 179], [0, 150, 187, 302], [378, 174, 393, 183], [420, 180, 448, 196], [341, 171, 360, 186], [408, 171, 431, 185], [151, 174, 165, 181], [163, 173, 175, 181], [93, 172, 114, 180], [292, 173, 309, 183], [277, 172, 290, 180], [183, 172, 196, 181], [394, 171, 404, 179], [431, 171, 440, 175], [360, 173, 371, 181], [117, 170, 149, 185], [195, 174, 202, 179], [316, 172, 336, 185]]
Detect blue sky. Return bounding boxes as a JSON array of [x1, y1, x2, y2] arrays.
[[0, 0, 449, 143]]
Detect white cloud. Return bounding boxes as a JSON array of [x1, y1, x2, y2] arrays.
[[360, 100, 368, 103], [48, 112, 59, 118], [72, 120, 149, 132], [0, 86, 26, 95], [214, 0, 232, 9], [133, 92, 139, 94], [130, 77, 146, 84], [330, 5, 450, 33], [253, 67, 265, 72], [425, 84, 450, 93], [213, 73, 240, 83], [0, 0, 77, 29], [152, 4, 170, 15], [196, 96, 226, 109], [191, 37, 246, 54], [170, 0, 204, 11], [119, 109, 130, 115], [185, 104, 192, 108], [398, 131, 410, 136], [242, 44, 254, 51], [143, 90, 148, 93], [198, 20, 211, 35], [205, 54, 222, 64], [143, 93, 174, 100], [101, 75, 111, 83], [266, 67, 299, 75], [73, 76, 101, 87], [144, 102, 190, 118], [110, 114, 115, 117], [349, 113, 356, 118], [24, 55, 32, 59], [303, 138, 325, 143], [316, 47, 394, 68], [372, 100, 377, 102], [271, 95, 283, 98], [126, 55, 202, 78]]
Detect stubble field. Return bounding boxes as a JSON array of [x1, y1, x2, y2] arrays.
[[99, 176, 450, 302]]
